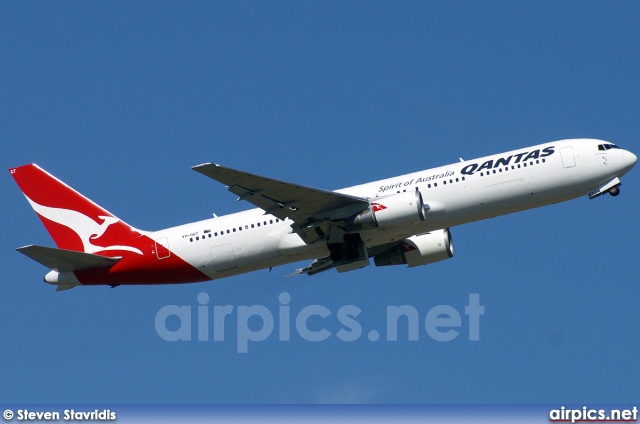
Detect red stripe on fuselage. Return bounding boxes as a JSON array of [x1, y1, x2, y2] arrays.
[[74, 235, 210, 285]]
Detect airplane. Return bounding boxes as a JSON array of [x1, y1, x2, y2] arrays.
[[9, 138, 637, 291]]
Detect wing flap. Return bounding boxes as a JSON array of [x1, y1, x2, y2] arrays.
[[16, 245, 121, 272]]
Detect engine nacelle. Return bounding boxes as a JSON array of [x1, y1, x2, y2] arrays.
[[374, 229, 454, 267], [345, 190, 428, 230]]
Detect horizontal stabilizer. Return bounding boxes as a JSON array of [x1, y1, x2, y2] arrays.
[[16, 245, 121, 272], [56, 284, 79, 292]]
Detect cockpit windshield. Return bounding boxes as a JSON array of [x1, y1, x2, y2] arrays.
[[598, 144, 620, 151]]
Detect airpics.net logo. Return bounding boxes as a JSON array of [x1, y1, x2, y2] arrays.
[[154, 293, 484, 353]]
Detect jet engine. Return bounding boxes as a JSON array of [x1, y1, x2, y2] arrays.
[[344, 190, 429, 230], [374, 229, 454, 267]]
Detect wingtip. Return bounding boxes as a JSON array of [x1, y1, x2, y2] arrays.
[[16, 244, 35, 252], [192, 163, 221, 171], [191, 162, 211, 169], [284, 270, 303, 278]]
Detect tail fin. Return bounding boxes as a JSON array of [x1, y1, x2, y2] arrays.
[[9, 164, 145, 253]]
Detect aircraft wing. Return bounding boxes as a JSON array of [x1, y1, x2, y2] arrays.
[[285, 257, 335, 277], [192, 163, 370, 242]]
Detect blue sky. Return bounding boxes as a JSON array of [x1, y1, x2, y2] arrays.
[[1, 1, 638, 404]]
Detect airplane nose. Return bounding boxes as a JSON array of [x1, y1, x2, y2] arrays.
[[624, 150, 638, 167]]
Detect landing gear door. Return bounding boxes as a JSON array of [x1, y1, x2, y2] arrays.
[[561, 146, 576, 168]]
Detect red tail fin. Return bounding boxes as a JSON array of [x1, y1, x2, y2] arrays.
[[9, 164, 145, 253]]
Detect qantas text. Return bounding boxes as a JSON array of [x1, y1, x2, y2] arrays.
[[460, 146, 555, 176]]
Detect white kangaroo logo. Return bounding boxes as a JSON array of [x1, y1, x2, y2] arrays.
[[25, 196, 143, 255]]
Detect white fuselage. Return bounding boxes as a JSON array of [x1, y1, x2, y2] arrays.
[[146, 139, 636, 280]]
